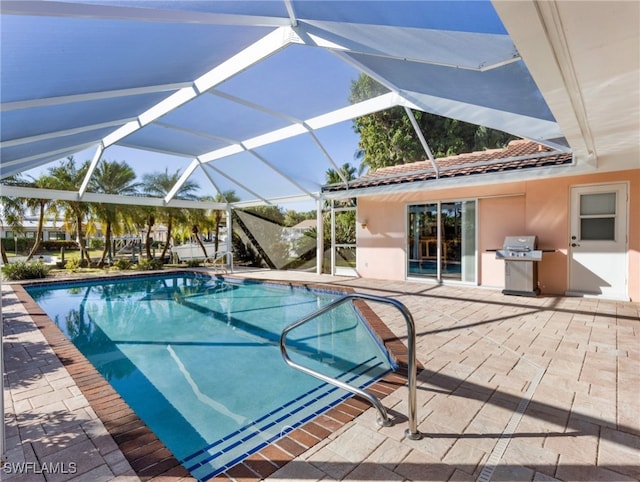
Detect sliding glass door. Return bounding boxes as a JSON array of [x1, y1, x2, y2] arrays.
[[407, 201, 476, 282]]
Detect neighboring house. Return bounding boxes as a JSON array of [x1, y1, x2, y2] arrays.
[[0, 215, 170, 248], [323, 140, 639, 301], [283, 219, 316, 242], [283, 219, 316, 257], [0, 216, 71, 242]]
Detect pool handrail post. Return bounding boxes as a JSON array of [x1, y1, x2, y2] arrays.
[[224, 251, 233, 272], [279, 293, 422, 440], [205, 251, 233, 272], [391, 297, 422, 440]]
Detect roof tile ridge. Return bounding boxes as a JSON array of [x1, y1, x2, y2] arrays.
[[363, 139, 546, 177], [351, 149, 570, 185]]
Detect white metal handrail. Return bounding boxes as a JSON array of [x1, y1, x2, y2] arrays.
[[204, 251, 233, 272], [279, 293, 422, 440]]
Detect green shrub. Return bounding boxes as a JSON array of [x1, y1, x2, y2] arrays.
[[1, 261, 50, 280], [113, 259, 133, 270], [89, 239, 104, 249], [137, 258, 164, 271], [185, 259, 201, 268], [40, 240, 78, 251], [1, 238, 35, 254], [65, 257, 81, 272]]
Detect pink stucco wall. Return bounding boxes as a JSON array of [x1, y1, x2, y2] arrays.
[[356, 169, 639, 300], [356, 199, 406, 280], [478, 195, 525, 289]]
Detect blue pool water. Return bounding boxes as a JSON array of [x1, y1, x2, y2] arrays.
[[26, 274, 394, 480]]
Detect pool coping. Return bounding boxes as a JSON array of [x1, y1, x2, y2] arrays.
[[12, 270, 421, 481]]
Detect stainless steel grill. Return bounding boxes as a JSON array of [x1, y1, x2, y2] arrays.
[[496, 236, 542, 296]]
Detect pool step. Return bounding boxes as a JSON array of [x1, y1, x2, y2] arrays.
[[182, 359, 388, 481]]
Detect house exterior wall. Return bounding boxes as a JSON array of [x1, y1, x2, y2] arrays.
[[356, 168, 639, 301], [0, 221, 72, 241], [477, 195, 526, 289]]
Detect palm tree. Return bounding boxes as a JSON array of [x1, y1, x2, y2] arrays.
[[325, 163, 357, 209], [141, 168, 199, 261], [88, 160, 141, 266], [123, 204, 156, 260], [323, 163, 356, 269], [0, 175, 28, 263], [171, 222, 193, 247], [180, 204, 211, 259], [202, 190, 240, 255], [141, 206, 156, 260], [191, 223, 209, 259], [325, 163, 357, 185], [24, 173, 57, 261], [47, 157, 93, 265]]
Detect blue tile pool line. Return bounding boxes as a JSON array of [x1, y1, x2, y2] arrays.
[[186, 357, 388, 481], [183, 356, 377, 467]]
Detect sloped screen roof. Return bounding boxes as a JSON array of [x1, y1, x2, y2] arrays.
[[0, 0, 564, 207]]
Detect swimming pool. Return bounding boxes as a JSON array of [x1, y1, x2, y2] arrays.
[[26, 273, 394, 480]]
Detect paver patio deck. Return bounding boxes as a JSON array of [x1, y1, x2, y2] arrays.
[[2, 269, 639, 481]]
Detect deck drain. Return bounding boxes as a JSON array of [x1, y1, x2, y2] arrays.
[[475, 367, 545, 482], [431, 306, 546, 482]]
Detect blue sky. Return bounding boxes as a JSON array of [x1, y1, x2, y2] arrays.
[[19, 38, 367, 212], [23, 120, 362, 212]]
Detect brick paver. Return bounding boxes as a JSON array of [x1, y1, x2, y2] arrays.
[[3, 270, 639, 481], [2, 285, 139, 481], [228, 271, 639, 482]]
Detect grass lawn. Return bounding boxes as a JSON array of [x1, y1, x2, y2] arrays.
[[5, 249, 105, 259]]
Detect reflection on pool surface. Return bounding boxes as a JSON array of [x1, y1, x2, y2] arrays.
[[26, 273, 394, 480]]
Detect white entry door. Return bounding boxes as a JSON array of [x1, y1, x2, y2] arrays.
[[568, 183, 628, 300]]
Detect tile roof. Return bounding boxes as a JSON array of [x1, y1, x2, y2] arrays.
[[323, 140, 573, 192], [291, 219, 317, 230]]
